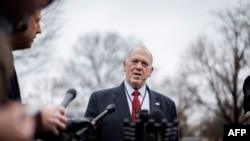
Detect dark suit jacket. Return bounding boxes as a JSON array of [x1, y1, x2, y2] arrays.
[[84, 82, 178, 141], [8, 67, 21, 101]]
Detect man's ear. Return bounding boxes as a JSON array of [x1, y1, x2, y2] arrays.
[[123, 61, 127, 72], [13, 16, 29, 33], [148, 67, 154, 77]]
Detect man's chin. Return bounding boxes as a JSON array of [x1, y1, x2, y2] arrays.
[[130, 81, 142, 89]]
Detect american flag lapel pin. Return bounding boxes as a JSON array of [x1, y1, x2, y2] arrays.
[[155, 102, 160, 106]]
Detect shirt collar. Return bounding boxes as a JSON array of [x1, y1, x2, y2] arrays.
[[124, 80, 146, 97]]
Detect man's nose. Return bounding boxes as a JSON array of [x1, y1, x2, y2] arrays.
[[135, 62, 143, 69]]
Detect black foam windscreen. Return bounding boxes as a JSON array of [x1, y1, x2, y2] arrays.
[[149, 109, 163, 123], [138, 109, 149, 122], [106, 104, 116, 113]]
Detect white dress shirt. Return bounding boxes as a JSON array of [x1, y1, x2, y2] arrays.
[[124, 80, 150, 114]]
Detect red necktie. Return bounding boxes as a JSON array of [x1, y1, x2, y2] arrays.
[[132, 90, 140, 123]]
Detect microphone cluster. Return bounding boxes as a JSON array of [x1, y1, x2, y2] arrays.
[[123, 109, 178, 141], [50, 89, 117, 141], [40, 89, 118, 141], [38, 88, 78, 141]]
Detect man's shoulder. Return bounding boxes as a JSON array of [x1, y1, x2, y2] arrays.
[[93, 87, 116, 94], [92, 84, 122, 96], [150, 89, 175, 103]]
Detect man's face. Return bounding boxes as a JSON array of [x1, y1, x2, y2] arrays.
[[10, 10, 42, 50], [123, 48, 154, 89]]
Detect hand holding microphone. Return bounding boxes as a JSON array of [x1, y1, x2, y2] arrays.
[[37, 88, 77, 135]]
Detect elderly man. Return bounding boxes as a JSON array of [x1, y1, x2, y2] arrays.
[[85, 47, 179, 141]]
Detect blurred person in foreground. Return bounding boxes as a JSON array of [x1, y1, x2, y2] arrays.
[[0, 0, 46, 140], [84, 47, 179, 141], [0, 0, 67, 140], [0, 33, 35, 141], [8, 2, 68, 138]]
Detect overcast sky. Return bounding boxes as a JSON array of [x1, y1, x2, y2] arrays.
[[56, 0, 247, 79]]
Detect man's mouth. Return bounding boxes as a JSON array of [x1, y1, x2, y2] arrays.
[[133, 72, 141, 76]]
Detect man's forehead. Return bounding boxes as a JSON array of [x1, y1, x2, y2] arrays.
[[128, 48, 153, 65], [129, 50, 151, 58]]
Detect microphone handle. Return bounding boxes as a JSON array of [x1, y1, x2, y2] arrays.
[[60, 95, 73, 108], [156, 130, 162, 141], [60, 99, 69, 107], [92, 110, 108, 122]]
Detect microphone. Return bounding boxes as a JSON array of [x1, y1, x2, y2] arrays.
[[243, 76, 250, 113], [150, 109, 163, 123], [91, 104, 116, 125], [149, 109, 163, 141], [138, 109, 150, 122], [74, 104, 116, 140], [60, 88, 77, 108]]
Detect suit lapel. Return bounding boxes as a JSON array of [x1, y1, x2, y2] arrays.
[[148, 86, 161, 112], [114, 83, 132, 122]]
